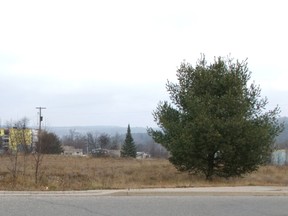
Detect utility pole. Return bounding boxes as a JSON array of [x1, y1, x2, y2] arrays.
[[36, 107, 46, 132], [34, 106, 46, 184], [35, 107, 46, 152]]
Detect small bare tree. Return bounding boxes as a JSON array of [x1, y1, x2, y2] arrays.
[[33, 106, 46, 184], [62, 129, 88, 153], [98, 133, 111, 149], [110, 133, 122, 150], [5, 118, 31, 184], [17, 118, 31, 176], [6, 127, 19, 184], [33, 130, 44, 184], [86, 132, 98, 153]]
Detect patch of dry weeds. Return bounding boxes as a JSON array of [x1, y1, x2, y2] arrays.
[[0, 155, 288, 190]]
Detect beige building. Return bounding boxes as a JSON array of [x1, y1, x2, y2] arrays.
[[62, 145, 83, 156]]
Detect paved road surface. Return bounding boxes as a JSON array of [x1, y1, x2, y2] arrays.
[[1, 194, 288, 216]]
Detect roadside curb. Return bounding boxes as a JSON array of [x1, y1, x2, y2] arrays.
[[1, 186, 288, 196], [0, 190, 119, 196], [118, 186, 288, 196]]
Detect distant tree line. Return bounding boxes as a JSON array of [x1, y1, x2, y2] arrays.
[[61, 128, 168, 158]]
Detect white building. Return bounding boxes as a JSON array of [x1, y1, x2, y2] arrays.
[[271, 149, 288, 165]]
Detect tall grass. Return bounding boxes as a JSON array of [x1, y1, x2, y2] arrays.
[[0, 155, 287, 191]]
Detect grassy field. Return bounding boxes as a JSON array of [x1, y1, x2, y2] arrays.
[[0, 155, 288, 191]]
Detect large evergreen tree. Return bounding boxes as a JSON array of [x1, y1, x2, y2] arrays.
[[121, 124, 136, 158], [148, 55, 283, 180]]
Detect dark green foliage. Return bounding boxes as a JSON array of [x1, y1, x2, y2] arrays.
[[121, 124, 136, 158], [148, 55, 283, 180], [40, 131, 63, 154]]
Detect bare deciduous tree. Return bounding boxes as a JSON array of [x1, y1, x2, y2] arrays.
[[5, 118, 31, 184], [98, 133, 111, 149]]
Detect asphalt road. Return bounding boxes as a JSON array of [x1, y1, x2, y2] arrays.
[[1, 194, 288, 216]]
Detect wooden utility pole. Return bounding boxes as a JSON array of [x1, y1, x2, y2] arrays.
[[34, 106, 46, 184], [36, 107, 46, 132]]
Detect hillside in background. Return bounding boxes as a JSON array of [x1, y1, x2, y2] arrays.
[[48, 117, 288, 149], [48, 126, 148, 137]]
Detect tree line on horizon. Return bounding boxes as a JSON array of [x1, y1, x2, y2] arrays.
[[61, 125, 168, 158]]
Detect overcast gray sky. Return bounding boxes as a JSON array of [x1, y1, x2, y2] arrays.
[[1, 0, 287, 128]]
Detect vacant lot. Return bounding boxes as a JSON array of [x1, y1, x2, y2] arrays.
[[0, 155, 287, 190]]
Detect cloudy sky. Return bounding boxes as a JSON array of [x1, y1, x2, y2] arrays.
[[0, 0, 287, 128]]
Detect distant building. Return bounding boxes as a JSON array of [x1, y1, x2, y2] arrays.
[[0, 128, 36, 152], [136, 152, 150, 159], [108, 149, 121, 157], [91, 148, 120, 157], [271, 149, 288, 165], [62, 145, 83, 156], [0, 128, 10, 151], [91, 148, 109, 157]]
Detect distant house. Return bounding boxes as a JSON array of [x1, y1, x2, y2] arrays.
[[107, 149, 121, 157], [62, 146, 83, 156], [91, 148, 120, 157], [271, 149, 288, 165], [136, 152, 150, 159], [91, 148, 109, 157]]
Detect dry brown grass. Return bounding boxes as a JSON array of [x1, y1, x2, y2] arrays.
[[0, 155, 288, 191]]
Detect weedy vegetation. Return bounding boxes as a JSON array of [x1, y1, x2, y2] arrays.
[[0, 155, 287, 191]]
